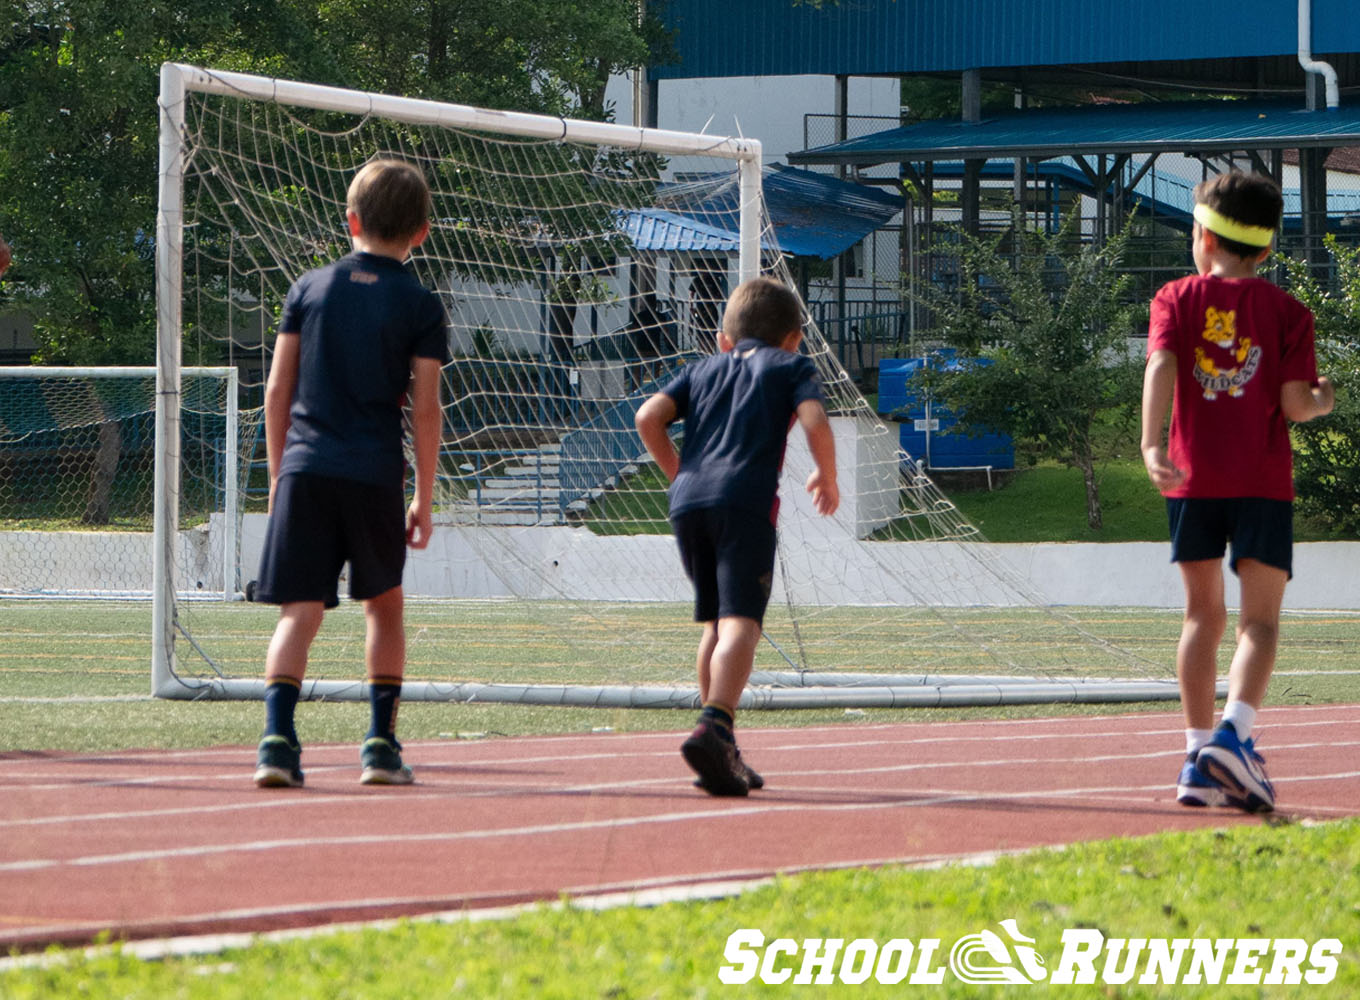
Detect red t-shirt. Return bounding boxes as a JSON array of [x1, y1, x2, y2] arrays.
[[1147, 274, 1317, 500]]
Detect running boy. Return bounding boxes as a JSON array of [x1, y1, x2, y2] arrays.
[[253, 159, 448, 788], [635, 276, 839, 796], [1141, 170, 1333, 813]]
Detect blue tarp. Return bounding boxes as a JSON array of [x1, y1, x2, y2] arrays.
[[621, 164, 903, 260]]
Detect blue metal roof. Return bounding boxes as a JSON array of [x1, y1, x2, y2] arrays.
[[654, 0, 1360, 79], [789, 100, 1360, 166], [623, 165, 903, 260]]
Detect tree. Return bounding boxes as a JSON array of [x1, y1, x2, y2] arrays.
[[0, 2, 658, 519], [1277, 237, 1360, 536], [907, 211, 1146, 530], [0, 2, 660, 367]]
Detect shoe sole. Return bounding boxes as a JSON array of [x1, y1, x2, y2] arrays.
[[681, 738, 748, 797], [695, 767, 764, 792], [1197, 750, 1274, 813], [254, 765, 303, 788], [1176, 784, 1227, 808], [360, 766, 414, 785]]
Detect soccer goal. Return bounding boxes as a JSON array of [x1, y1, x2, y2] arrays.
[[154, 63, 1176, 706]]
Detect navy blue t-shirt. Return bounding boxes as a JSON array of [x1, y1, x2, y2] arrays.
[[662, 338, 824, 523], [277, 251, 449, 486]]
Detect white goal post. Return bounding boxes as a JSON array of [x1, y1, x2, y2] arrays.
[[152, 63, 1174, 706]]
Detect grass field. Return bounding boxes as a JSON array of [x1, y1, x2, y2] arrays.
[[3, 599, 1358, 995]]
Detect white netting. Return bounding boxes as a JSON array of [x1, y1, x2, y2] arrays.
[[154, 65, 1168, 703], [0, 367, 243, 599]]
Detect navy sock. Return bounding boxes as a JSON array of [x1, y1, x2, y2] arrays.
[[699, 703, 735, 741], [263, 681, 300, 745], [367, 681, 402, 742]]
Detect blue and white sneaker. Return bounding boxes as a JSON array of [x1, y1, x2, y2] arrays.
[[1176, 754, 1228, 807], [1196, 722, 1275, 813]]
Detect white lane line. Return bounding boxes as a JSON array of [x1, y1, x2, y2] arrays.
[[7, 770, 1357, 875]]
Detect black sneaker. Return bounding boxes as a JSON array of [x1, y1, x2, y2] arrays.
[[695, 746, 764, 791], [360, 736, 414, 785], [254, 735, 303, 788], [681, 722, 749, 797]]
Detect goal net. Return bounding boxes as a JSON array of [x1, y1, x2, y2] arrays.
[[0, 366, 242, 599], [154, 63, 1172, 707]]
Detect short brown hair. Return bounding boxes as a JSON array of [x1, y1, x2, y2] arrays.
[[721, 277, 803, 347], [1193, 171, 1283, 259], [346, 159, 431, 242]]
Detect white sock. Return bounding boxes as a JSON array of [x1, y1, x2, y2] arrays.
[[1221, 701, 1257, 741], [1186, 728, 1213, 755]]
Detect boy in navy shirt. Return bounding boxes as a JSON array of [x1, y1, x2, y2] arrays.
[[635, 276, 839, 795], [253, 159, 449, 788]]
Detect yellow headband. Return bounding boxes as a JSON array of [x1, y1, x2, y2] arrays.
[[1193, 203, 1275, 248]]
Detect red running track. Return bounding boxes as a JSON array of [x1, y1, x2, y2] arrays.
[[2, 704, 1358, 952]]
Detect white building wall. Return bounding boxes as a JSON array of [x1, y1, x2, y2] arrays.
[[605, 74, 901, 166]]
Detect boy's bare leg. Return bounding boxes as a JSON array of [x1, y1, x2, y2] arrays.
[[363, 585, 406, 683], [695, 620, 719, 703], [265, 601, 325, 684], [1176, 560, 1227, 732], [706, 615, 762, 711], [1226, 558, 1287, 712]]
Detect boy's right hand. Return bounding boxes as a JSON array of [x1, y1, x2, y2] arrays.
[[1141, 445, 1184, 491], [806, 468, 839, 516], [407, 502, 434, 550]]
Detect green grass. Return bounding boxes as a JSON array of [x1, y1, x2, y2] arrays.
[[946, 458, 1350, 543], [948, 460, 1170, 542], [4, 601, 1358, 753], [4, 820, 1357, 997]]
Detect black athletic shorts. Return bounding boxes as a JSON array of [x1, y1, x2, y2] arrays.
[[1166, 497, 1294, 579], [671, 506, 777, 624], [255, 472, 408, 608]]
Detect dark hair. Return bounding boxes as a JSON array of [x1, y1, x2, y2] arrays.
[[346, 159, 431, 242], [722, 276, 803, 347], [1192, 171, 1283, 259]]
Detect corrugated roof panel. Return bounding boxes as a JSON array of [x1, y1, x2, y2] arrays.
[[621, 166, 902, 259], [788, 100, 1360, 165], [654, 0, 1360, 79]]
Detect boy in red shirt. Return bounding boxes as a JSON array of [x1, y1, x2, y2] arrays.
[[1142, 171, 1333, 812]]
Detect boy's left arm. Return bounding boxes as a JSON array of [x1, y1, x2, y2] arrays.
[[406, 356, 443, 549], [796, 398, 839, 516], [635, 392, 680, 482]]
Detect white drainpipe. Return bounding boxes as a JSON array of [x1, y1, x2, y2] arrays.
[[1299, 0, 1340, 109]]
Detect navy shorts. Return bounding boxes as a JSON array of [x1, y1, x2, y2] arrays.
[[671, 507, 777, 624], [255, 472, 408, 608], [1166, 497, 1294, 579]]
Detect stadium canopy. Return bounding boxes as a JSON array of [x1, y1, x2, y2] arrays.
[[787, 98, 1358, 256], [623, 164, 903, 260]]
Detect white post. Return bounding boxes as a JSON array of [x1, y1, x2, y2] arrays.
[[223, 365, 239, 600], [153, 63, 187, 694], [737, 150, 763, 284]]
